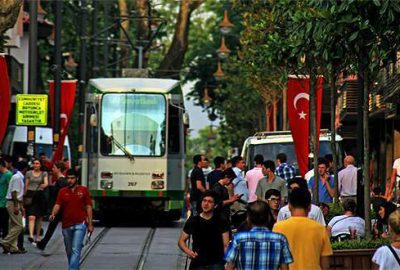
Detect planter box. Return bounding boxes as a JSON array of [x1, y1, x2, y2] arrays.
[[330, 249, 376, 270]]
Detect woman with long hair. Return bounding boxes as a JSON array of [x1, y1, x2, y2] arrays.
[[24, 158, 48, 244]]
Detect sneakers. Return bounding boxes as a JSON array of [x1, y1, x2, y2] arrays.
[[11, 249, 27, 254], [0, 241, 10, 254], [36, 241, 45, 251]]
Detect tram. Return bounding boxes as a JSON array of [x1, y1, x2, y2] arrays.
[[81, 78, 187, 221]]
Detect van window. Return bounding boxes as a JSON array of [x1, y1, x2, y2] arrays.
[[248, 141, 335, 170]]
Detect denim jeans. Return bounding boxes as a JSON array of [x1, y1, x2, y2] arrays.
[[62, 223, 87, 270]]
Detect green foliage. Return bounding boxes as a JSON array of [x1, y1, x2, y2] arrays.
[[185, 125, 231, 171], [326, 202, 344, 223], [332, 238, 389, 250]]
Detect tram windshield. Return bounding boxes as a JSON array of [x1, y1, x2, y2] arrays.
[[100, 93, 166, 156]]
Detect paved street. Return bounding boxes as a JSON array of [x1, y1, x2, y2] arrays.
[[0, 221, 187, 270]]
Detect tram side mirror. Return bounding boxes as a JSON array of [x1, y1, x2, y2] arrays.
[[90, 114, 97, 127], [183, 112, 189, 126]]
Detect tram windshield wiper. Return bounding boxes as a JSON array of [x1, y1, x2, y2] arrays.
[[109, 136, 135, 161]]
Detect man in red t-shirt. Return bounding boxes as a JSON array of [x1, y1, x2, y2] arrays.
[[49, 169, 93, 270]]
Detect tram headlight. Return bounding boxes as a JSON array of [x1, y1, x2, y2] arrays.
[[100, 180, 113, 189], [151, 180, 164, 189]]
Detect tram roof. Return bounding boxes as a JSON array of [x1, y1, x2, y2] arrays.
[[89, 78, 180, 93]]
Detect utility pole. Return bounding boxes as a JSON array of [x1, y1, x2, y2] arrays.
[[53, 0, 63, 155], [27, 0, 38, 159], [103, 1, 109, 77], [78, 0, 88, 161], [91, 0, 98, 78]]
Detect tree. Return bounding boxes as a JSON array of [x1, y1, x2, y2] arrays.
[[0, 0, 22, 51], [232, 0, 400, 237], [156, 0, 203, 78]]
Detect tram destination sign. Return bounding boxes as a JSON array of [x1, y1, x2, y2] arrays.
[[16, 94, 48, 126]]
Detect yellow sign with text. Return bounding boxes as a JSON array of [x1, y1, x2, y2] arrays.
[[16, 94, 48, 126]]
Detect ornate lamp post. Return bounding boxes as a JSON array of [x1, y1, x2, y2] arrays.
[[219, 10, 233, 35]]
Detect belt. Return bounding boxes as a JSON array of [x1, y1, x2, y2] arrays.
[[7, 199, 22, 202]]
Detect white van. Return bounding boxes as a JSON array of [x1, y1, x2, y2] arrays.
[[1, 125, 71, 161], [241, 129, 343, 171]]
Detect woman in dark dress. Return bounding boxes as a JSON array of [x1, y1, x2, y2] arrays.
[[24, 159, 48, 243]]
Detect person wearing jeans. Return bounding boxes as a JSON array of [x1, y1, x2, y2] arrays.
[[49, 169, 93, 270], [62, 223, 87, 268]]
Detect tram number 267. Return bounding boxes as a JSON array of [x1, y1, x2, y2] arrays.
[[128, 182, 138, 187]]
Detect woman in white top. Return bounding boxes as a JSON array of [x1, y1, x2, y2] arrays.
[[327, 199, 365, 239], [372, 210, 400, 270]]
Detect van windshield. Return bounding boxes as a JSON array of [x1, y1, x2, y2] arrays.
[[248, 141, 334, 170]]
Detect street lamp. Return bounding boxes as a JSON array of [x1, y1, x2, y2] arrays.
[[202, 86, 211, 104], [217, 36, 230, 59], [214, 61, 224, 81], [219, 10, 233, 35]]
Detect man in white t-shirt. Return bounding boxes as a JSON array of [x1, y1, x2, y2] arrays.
[[277, 177, 326, 226], [327, 199, 365, 239], [244, 154, 264, 202], [386, 158, 400, 201], [0, 161, 28, 254]]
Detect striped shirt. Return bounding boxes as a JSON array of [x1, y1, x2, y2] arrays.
[[225, 227, 293, 270]]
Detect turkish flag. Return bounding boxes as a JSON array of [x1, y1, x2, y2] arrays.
[[0, 55, 10, 146], [287, 76, 323, 177], [49, 80, 76, 163]]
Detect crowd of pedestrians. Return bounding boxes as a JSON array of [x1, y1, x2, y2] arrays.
[[179, 152, 400, 270], [0, 154, 93, 270]]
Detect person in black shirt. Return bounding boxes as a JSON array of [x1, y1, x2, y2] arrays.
[[190, 154, 207, 216], [178, 191, 230, 270], [207, 156, 226, 189], [36, 161, 68, 250], [212, 168, 240, 220]]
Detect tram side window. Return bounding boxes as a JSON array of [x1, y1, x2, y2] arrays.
[[86, 105, 99, 154], [168, 105, 180, 154]]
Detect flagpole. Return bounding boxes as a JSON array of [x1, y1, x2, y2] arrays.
[[310, 68, 319, 203]]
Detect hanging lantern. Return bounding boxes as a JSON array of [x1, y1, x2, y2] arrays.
[[217, 37, 230, 59], [219, 10, 234, 35], [202, 87, 212, 104], [214, 62, 224, 81]]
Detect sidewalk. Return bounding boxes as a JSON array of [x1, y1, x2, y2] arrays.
[[0, 222, 69, 270]]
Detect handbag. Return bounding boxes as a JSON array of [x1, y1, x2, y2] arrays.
[[23, 190, 35, 206], [23, 172, 45, 207]]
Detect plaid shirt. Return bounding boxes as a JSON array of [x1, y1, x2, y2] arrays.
[[225, 227, 293, 270], [275, 163, 295, 182]]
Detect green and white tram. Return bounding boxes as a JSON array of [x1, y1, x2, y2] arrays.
[[81, 78, 187, 220]]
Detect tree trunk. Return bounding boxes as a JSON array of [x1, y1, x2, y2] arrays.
[[156, 0, 203, 78], [0, 0, 22, 33], [363, 67, 371, 237], [0, 0, 22, 51], [132, 0, 150, 68], [330, 70, 339, 202], [118, 0, 130, 69]]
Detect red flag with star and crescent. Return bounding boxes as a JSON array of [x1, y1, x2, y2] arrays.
[[287, 75, 323, 177]]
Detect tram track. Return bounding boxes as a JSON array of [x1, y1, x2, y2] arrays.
[[135, 227, 156, 270], [79, 227, 110, 267]]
